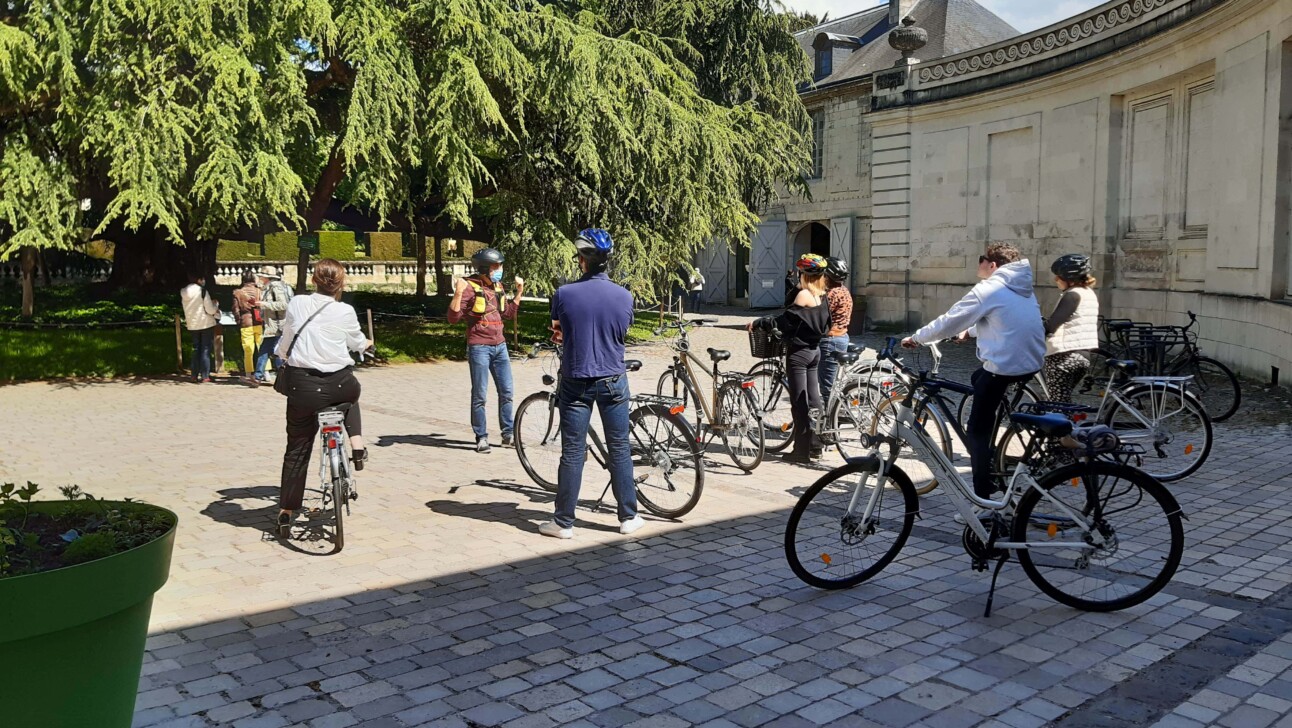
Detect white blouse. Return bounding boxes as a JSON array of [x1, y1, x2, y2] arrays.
[[275, 293, 367, 372]]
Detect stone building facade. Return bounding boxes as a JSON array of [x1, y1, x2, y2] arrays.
[[867, 0, 1292, 384]]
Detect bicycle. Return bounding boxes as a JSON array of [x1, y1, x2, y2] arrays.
[[785, 337, 1185, 615], [655, 318, 766, 471], [514, 342, 706, 518], [277, 404, 357, 551], [1092, 311, 1240, 422], [995, 356, 1212, 482]]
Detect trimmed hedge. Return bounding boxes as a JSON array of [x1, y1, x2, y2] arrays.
[[216, 240, 262, 260], [319, 231, 359, 261], [264, 232, 297, 261], [369, 232, 409, 260]]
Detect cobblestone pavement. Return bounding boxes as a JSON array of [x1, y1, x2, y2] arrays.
[[4, 306, 1292, 728]]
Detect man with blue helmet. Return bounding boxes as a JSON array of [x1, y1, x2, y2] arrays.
[[540, 228, 642, 539]]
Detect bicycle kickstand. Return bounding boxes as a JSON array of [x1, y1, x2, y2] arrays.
[[589, 481, 615, 514], [983, 554, 1010, 618]]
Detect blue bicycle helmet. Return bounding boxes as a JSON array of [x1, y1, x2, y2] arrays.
[[575, 228, 614, 259]]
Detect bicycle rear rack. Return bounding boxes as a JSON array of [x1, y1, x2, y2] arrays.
[[632, 394, 687, 414]]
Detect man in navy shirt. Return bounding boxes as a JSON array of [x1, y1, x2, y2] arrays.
[[540, 228, 642, 539]]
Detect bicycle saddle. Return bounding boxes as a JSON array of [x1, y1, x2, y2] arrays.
[[707, 348, 732, 363], [625, 359, 643, 372], [830, 349, 860, 365], [1007, 413, 1073, 438], [847, 343, 862, 353], [1108, 359, 1138, 374]]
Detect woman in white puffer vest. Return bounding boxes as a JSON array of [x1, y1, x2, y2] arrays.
[[1043, 254, 1100, 402]]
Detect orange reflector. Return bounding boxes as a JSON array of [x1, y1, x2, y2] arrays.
[[821, 554, 832, 565], [851, 400, 860, 406], [1185, 444, 1194, 455], [670, 405, 685, 415], [1071, 478, 1079, 487], [780, 423, 792, 432], [1047, 523, 1058, 537]]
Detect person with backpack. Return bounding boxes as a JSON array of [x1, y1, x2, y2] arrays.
[[232, 271, 264, 386], [447, 248, 525, 453], [255, 266, 293, 384]]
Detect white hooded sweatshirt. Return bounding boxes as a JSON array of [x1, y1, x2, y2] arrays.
[[911, 260, 1045, 376]]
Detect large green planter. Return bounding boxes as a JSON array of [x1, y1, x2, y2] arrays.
[[0, 503, 177, 728]]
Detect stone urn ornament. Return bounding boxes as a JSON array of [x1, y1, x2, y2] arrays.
[[888, 16, 928, 66]]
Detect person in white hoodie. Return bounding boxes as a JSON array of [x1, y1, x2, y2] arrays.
[[901, 243, 1045, 499], [179, 272, 220, 383]]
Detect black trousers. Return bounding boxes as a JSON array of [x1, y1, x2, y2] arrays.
[[966, 367, 1036, 498], [281, 368, 362, 510], [787, 346, 822, 456]]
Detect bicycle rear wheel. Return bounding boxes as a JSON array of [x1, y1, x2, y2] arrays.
[[1103, 384, 1211, 482], [718, 381, 764, 472], [515, 391, 563, 492], [825, 380, 883, 460], [957, 381, 1040, 441], [785, 460, 918, 589], [747, 365, 793, 453], [1014, 461, 1184, 611], [331, 465, 346, 552], [1172, 355, 1240, 422], [629, 404, 704, 519]]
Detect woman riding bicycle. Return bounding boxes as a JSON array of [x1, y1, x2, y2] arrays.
[[750, 254, 831, 465], [275, 259, 373, 533], [1043, 254, 1099, 403]]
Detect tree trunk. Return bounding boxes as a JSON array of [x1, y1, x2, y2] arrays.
[[19, 246, 36, 319], [415, 223, 428, 298], [432, 234, 448, 296], [100, 222, 216, 293], [300, 138, 347, 291], [38, 247, 51, 287]]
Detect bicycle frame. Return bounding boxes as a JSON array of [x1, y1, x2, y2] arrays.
[[317, 410, 348, 488], [672, 346, 722, 424], [856, 356, 1105, 551]]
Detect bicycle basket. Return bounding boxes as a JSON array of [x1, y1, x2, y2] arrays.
[[749, 328, 785, 359]]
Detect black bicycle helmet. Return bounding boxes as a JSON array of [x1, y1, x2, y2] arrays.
[[471, 247, 504, 273], [1051, 253, 1091, 282], [824, 256, 849, 283]]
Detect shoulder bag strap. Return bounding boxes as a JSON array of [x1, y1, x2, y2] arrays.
[[283, 301, 332, 363]]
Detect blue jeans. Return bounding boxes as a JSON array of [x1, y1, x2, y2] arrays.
[[468, 343, 515, 440], [256, 335, 281, 379], [190, 328, 214, 381], [555, 373, 638, 528], [818, 334, 851, 397]]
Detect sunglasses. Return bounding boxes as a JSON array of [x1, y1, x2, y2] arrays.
[[978, 255, 994, 265]]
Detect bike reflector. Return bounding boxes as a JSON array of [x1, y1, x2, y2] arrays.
[[322, 426, 343, 434], [670, 405, 685, 415], [1185, 444, 1194, 455], [1047, 523, 1059, 537], [820, 553, 832, 565], [741, 380, 755, 389]]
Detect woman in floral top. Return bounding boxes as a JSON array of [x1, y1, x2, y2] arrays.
[[818, 257, 853, 397]]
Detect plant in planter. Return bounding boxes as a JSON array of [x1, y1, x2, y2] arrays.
[[0, 483, 178, 728]]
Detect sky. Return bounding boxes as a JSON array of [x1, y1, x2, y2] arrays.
[[785, 0, 1108, 34]]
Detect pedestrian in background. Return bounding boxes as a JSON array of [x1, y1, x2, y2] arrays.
[[232, 271, 264, 386], [180, 272, 220, 383], [688, 270, 705, 315], [256, 266, 293, 384]]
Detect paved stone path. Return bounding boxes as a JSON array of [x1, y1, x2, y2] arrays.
[[3, 306, 1292, 728]]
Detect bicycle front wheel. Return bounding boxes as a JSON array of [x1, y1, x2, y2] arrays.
[[718, 381, 765, 472], [747, 365, 793, 453], [1172, 355, 1241, 422], [629, 404, 705, 519], [1103, 384, 1212, 482], [514, 391, 563, 492], [785, 460, 918, 589], [1014, 461, 1184, 611]]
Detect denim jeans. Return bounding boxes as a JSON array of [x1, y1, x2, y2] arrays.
[[555, 373, 638, 528], [468, 343, 515, 440], [966, 367, 1037, 498], [190, 327, 215, 381], [817, 334, 851, 397], [689, 291, 702, 314], [256, 335, 281, 379]]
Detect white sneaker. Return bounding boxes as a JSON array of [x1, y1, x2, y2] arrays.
[[953, 507, 988, 525], [619, 516, 645, 535], [539, 521, 573, 539]]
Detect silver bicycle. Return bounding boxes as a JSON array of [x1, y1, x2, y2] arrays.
[[785, 337, 1185, 615]]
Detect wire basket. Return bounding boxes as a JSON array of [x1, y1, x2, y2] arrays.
[[749, 328, 785, 359]]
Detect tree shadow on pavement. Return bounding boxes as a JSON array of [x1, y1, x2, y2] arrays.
[[375, 433, 478, 451], [427, 478, 622, 535]]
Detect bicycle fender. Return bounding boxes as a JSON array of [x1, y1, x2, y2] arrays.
[[843, 455, 882, 471]]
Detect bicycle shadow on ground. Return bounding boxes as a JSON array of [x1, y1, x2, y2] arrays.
[[201, 485, 340, 556], [375, 433, 478, 451], [427, 478, 624, 535]]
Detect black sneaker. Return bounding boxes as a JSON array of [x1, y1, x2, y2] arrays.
[[782, 452, 813, 465], [276, 511, 292, 538], [501, 433, 513, 448], [476, 438, 491, 454]]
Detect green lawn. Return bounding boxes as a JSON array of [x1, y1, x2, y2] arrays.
[[0, 295, 661, 381]]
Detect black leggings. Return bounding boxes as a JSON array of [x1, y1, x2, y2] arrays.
[[966, 368, 1036, 498], [787, 346, 822, 457], [281, 368, 362, 510]]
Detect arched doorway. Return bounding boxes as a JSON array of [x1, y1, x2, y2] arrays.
[[792, 222, 831, 260]]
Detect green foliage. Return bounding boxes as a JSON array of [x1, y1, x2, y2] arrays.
[[0, 283, 176, 324], [0, 483, 175, 577], [264, 232, 299, 261], [318, 231, 358, 260], [216, 240, 263, 260], [368, 232, 408, 260]]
